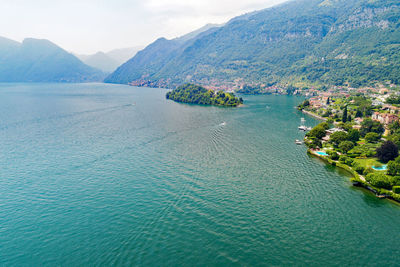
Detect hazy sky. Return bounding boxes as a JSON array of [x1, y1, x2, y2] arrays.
[[0, 0, 287, 54]]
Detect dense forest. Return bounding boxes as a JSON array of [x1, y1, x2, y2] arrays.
[[166, 84, 243, 107], [106, 0, 400, 91]]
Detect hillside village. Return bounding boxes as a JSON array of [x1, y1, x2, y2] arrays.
[[298, 84, 400, 128], [298, 84, 400, 202]]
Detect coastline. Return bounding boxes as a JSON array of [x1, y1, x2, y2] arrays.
[[301, 110, 327, 121], [308, 149, 400, 204], [301, 109, 400, 204]]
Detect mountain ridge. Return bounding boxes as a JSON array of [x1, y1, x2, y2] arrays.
[[105, 0, 400, 90], [76, 46, 143, 73], [0, 37, 104, 83]]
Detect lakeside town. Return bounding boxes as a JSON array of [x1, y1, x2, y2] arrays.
[[297, 83, 400, 203]]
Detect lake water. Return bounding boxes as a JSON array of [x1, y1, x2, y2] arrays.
[[0, 83, 399, 266]]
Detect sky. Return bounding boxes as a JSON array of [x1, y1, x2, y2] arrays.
[[0, 0, 287, 54]]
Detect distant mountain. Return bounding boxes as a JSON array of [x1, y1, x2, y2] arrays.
[[0, 37, 104, 82], [105, 0, 400, 89], [104, 24, 223, 85], [76, 52, 119, 73], [107, 47, 143, 65], [76, 47, 143, 73]]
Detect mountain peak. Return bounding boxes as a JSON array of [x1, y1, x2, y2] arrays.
[[0, 36, 104, 82], [105, 0, 400, 88]]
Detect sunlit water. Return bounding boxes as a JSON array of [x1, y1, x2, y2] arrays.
[[0, 83, 399, 266]]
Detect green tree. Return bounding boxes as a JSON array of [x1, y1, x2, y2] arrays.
[[388, 134, 400, 148], [366, 173, 392, 190], [309, 126, 326, 139], [317, 122, 330, 131], [387, 160, 400, 176], [365, 132, 381, 143], [389, 120, 400, 134], [376, 141, 399, 163], [166, 84, 243, 107], [339, 141, 354, 153], [306, 137, 322, 149], [338, 122, 352, 131], [360, 118, 384, 137], [329, 151, 339, 160], [342, 105, 348, 123], [363, 167, 374, 176], [298, 100, 310, 110], [347, 129, 360, 143], [330, 131, 348, 146], [386, 95, 400, 105], [355, 109, 363, 118]]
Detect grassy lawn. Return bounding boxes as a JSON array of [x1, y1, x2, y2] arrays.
[[353, 158, 383, 169]]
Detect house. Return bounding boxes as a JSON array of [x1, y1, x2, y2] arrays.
[[372, 99, 384, 106], [379, 88, 389, 95], [326, 128, 346, 135], [382, 104, 400, 114], [354, 118, 364, 125], [372, 112, 398, 125]]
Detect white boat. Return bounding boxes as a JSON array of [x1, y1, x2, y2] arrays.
[[295, 139, 303, 145], [298, 118, 311, 131], [298, 125, 307, 131]]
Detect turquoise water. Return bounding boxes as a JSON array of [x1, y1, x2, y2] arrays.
[[372, 165, 387, 171], [0, 83, 399, 266], [316, 151, 329, 156]]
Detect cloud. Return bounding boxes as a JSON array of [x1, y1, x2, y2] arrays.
[[0, 0, 287, 54]]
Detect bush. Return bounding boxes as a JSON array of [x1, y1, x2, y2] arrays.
[[355, 166, 365, 174], [365, 132, 381, 143], [363, 167, 374, 176], [330, 131, 348, 146], [346, 158, 354, 166], [347, 129, 360, 143], [329, 152, 339, 160], [339, 141, 354, 153], [392, 176, 400, 186], [339, 155, 348, 163], [366, 173, 392, 189], [339, 155, 354, 166], [392, 193, 400, 202], [393, 186, 400, 194], [387, 161, 400, 176]]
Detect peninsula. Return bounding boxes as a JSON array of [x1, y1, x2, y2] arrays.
[[166, 84, 243, 107], [299, 87, 400, 203]]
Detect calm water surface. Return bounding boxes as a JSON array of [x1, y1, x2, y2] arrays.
[[0, 83, 399, 266]]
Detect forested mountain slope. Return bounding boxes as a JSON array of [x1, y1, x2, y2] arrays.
[[105, 0, 400, 90]]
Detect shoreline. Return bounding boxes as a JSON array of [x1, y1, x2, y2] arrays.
[[301, 110, 327, 121], [308, 149, 400, 205], [301, 109, 400, 205]]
